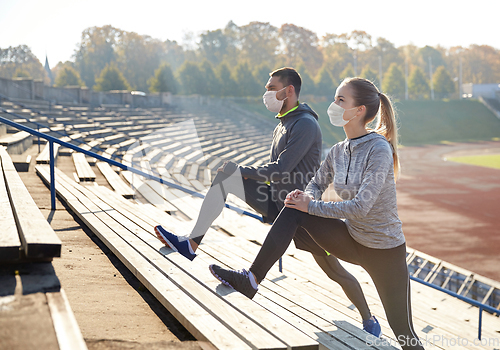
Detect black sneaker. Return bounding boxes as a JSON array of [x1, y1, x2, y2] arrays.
[[209, 264, 258, 299]]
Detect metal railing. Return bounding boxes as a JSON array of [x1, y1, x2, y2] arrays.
[[1, 99, 499, 340]]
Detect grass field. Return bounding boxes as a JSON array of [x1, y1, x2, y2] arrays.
[[233, 98, 500, 147], [446, 154, 500, 170]]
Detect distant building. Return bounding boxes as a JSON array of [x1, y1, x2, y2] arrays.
[[44, 56, 54, 86], [462, 83, 500, 99]]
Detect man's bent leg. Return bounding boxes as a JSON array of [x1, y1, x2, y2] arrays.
[[190, 172, 272, 245]]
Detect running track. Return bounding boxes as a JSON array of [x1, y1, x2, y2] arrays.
[[397, 141, 500, 281]]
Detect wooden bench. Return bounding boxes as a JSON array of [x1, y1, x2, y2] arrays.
[[36, 142, 60, 164], [0, 146, 61, 262], [96, 162, 134, 199], [0, 262, 87, 350], [72, 153, 96, 182], [0, 131, 32, 154]]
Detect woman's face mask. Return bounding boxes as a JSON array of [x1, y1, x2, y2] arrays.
[[263, 86, 288, 113], [327, 102, 359, 127]]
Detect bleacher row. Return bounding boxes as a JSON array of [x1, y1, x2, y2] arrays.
[[0, 146, 87, 350], [1, 97, 500, 349]]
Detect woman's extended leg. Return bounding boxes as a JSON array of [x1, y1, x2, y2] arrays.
[[313, 254, 371, 321], [360, 244, 424, 350]]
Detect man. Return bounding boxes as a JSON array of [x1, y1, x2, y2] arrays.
[[154, 67, 381, 336]]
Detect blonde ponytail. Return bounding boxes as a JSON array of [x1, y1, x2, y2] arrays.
[[376, 93, 400, 179]]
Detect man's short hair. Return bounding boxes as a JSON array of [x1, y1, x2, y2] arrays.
[[270, 67, 302, 97]]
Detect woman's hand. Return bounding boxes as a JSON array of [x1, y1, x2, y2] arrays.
[[284, 190, 312, 213]]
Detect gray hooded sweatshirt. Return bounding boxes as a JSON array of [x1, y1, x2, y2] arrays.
[[305, 132, 405, 249], [239, 103, 322, 209]]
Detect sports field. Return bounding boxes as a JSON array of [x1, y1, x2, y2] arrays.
[[446, 154, 500, 170]]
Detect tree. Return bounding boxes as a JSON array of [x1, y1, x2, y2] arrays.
[[55, 66, 83, 87], [74, 25, 122, 88], [148, 63, 177, 93], [94, 63, 130, 91], [296, 64, 316, 97], [232, 62, 260, 97], [13, 68, 30, 78], [408, 67, 429, 99], [418, 46, 445, 73], [433, 66, 455, 99], [0, 45, 46, 80], [315, 66, 335, 97], [253, 63, 272, 89], [382, 63, 405, 99], [320, 37, 354, 83], [279, 24, 323, 74], [216, 62, 237, 97], [360, 65, 379, 87], [339, 63, 355, 81], [116, 31, 165, 91], [199, 60, 220, 96], [239, 22, 279, 67], [177, 61, 203, 95], [198, 28, 231, 66]]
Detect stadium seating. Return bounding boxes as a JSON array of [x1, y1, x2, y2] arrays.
[[0, 146, 87, 350]]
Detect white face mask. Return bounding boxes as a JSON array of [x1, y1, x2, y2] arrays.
[[327, 102, 358, 127], [263, 87, 287, 113]]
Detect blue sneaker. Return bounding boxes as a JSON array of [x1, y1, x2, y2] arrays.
[[363, 316, 382, 338], [154, 225, 196, 261]]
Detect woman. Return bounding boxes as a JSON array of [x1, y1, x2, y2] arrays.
[[210, 77, 424, 349]]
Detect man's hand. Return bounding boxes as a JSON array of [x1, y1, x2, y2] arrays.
[[284, 189, 313, 213]]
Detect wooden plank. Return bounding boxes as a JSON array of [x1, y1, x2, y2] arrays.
[[72, 153, 96, 182], [96, 162, 134, 198], [46, 289, 88, 350], [0, 131, 31, 145], [121, 171, 177, 213], [36, 143, 60, 164], [0, 157, 21, 261], [0, 147, 61, 259]]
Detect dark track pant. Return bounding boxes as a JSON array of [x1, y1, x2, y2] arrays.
[[249, 207, 424, 350]]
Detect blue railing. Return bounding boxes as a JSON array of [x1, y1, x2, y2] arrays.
[[1, 100, 499, 340]]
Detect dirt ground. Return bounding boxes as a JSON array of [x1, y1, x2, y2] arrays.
[[18, 145, 200, 350], [397, 140, 500, 281]]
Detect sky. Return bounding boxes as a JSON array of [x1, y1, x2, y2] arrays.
[[0, 0, 498, 66]]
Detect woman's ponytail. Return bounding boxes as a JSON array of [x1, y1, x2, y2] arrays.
[[376, 93, 400, 179]]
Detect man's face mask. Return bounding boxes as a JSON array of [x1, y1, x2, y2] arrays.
[[263, 86, 288, 113]]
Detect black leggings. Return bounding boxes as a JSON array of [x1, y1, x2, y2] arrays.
[[250, 207, 424, 350]]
